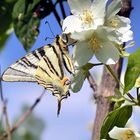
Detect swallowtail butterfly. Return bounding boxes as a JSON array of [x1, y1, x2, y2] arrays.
[[2, 35, 74, 115]]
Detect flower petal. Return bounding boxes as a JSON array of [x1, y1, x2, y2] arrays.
[[95, 42, 120, 64], [135, 132, 140, 139], [68, 0, 91, 14], [91, 0, 108, 19], [62, 15, 82, 33], [73, 41, 94, 67], [71, 29, 93, 41], [117, 16, 131, 32], [119, 30, 133, 43], [109, 126, 140, 140], [107, 0, 122, 19], [109, 126, 128, 139]]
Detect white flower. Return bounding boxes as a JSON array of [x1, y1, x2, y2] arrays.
[[109, 126, 140, 140], [105, 0, 133, 44], [72, 27, 120, 67], [62, 0, 133, 67], [62, 0, 120, 66], [62, 0, 107, 33]]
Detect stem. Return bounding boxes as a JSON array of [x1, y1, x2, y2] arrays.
[[127, 93, 138, 104]]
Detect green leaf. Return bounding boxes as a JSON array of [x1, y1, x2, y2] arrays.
[[124, 48, 140, 93], [0, 33, 9, 51], [100, 105, 132, 140], [0, 0, 15, 50], [71, 63, 94, 92], [12, 0, 40, 51]]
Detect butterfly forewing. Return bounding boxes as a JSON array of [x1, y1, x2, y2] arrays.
[[43, 46, 64, 79], [2, 46, 48, 82], [53, 35, 75, 74]]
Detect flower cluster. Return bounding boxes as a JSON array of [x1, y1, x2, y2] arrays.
[[62, 0, 133, 67]]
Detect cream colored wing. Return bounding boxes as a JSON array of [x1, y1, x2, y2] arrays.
[[53, 35, 75, 74], [2, 46, 49, 82], [35, 46, 64, 87]]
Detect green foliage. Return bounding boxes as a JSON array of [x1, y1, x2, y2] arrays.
[[0, 0, 58, 51], [124, 48, 140, 93], [0, 0, 15, 51], [107, 96, 125, 109], [100, 105, 132, 140], [12, 0, 41, 51], [71, 63, 95, 92], [12, 105, 45, 140]]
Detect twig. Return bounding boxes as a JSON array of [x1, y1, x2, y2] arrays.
[[49, 0, 61, 27], [0, 67, 11, 140], [59, 1, 66, 19], [0, 89, 46, 140], [87, 72, 98, 92], [0, 67, 4, 101], [136, 88, 139, 99]]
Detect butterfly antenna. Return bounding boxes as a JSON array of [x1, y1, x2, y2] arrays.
[[45, 37, 54, 41], [45, 21, 55, 38]]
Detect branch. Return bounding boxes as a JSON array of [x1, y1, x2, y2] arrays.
[[0, 67, 11, 140], [87, 72, 98, 93], [0, 89, 45, 140]]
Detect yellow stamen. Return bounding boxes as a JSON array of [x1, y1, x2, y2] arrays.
[[88, 34, 101, 52], [108, 18, 120, 28], [80, 10, 93, 25], [121, 129, 135, 140]]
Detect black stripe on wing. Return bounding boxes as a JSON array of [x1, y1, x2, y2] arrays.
[[32, 47, 46, 60], [55, 36, 74, 74], [48, 44, 64, 79], [43, 56, 60, 78], [21, 57, 38, 69], [38, 66, 51, 78]]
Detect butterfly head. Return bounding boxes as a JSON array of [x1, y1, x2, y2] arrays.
[[52, 76, 71, 116]]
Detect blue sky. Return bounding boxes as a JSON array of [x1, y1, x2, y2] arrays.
[[1, 0, 140, 140]]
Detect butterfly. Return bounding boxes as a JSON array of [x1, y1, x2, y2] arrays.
[[2, 35, 74, 115]]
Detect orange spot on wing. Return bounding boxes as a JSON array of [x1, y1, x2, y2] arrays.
[[60, 76, 70, 86]]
